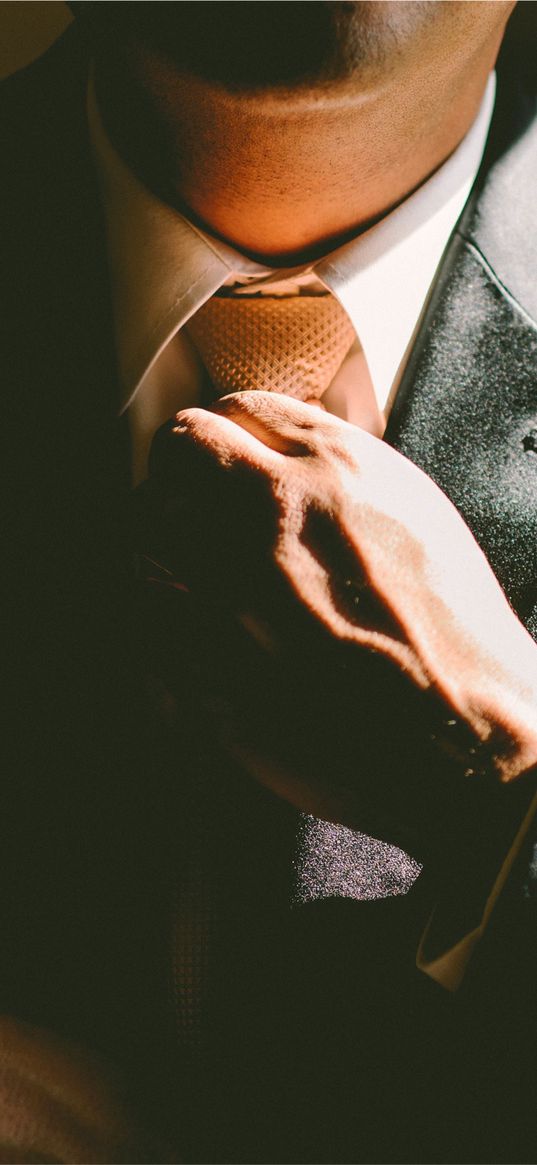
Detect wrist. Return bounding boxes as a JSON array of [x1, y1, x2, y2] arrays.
[[466, 666, 537, 783]]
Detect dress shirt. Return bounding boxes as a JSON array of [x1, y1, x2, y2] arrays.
[[88, 71, 537, 992], [88, 71, 495, 484]]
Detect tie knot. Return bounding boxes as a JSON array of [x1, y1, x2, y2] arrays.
[[187, 294, 356, 402]]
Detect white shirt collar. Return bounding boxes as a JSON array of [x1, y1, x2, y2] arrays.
[[89, 72, 495, 414]]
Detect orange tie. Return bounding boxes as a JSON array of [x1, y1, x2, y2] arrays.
[[186, 293, 356, 402]]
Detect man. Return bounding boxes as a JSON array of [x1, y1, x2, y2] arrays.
[[2, 2, 537, 1161]]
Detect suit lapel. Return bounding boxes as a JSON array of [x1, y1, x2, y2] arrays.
[[385, 74, 537, 639]]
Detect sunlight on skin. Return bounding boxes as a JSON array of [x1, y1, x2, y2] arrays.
[[161, 390, 537, 803], [99, 0, 533, 825], [97, 3, 515, 260]]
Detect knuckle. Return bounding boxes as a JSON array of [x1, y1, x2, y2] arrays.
[[212, 390, 259, 416]]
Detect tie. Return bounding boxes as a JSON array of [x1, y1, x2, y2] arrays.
[[141, 285, 420, 1126], [186, 293, 356, 401]]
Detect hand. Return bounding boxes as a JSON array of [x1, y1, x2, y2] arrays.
[[141, 391, 537, 851]]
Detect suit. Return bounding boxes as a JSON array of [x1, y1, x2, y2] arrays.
[[2, 9, 537, 1162]]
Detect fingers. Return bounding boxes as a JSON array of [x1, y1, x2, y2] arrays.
[[147, 399, 283, 505], [170, 403, 282, 471], [150, 391, 362, 489], [209, 390, 346, 456]]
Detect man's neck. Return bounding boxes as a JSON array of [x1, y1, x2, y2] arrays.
[[93, 5, 509, 260]]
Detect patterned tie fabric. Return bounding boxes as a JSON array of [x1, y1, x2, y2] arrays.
[[186, 293, 356, 401], [145, 286, 425, 1157]]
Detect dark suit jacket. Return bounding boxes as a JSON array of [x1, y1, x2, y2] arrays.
[[2, 11, 537, 1163]]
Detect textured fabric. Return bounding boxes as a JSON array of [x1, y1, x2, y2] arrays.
[[293, 815, 422, 904], [186, 293, 356, 402], [387, 244, 537, 627], [462, 78, 537, 325]]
